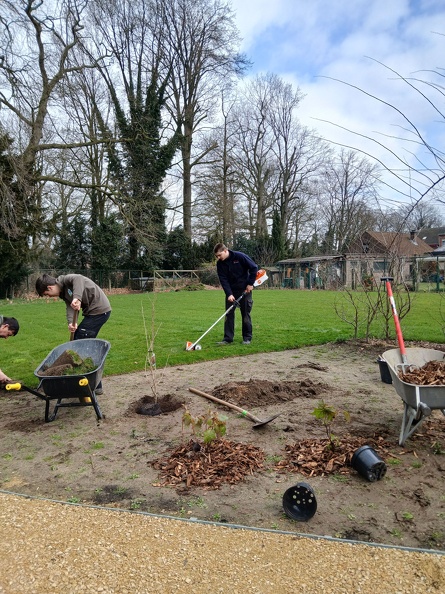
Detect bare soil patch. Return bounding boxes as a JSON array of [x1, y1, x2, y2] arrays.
[[1, 339, 444, 551]]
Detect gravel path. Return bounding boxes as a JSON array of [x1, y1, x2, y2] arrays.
[[0, 493, 444, 593]]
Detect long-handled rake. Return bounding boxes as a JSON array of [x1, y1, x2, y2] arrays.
[[186, 268, 268, 351]]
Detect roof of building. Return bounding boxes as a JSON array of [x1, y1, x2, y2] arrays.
[[276, 255, 342, 266], [360, 231, 432, 256], [418, 227, 445, 246]]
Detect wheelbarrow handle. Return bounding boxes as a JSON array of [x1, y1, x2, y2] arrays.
[[6, 382, 44, 398], [6, 378, 89, 396]]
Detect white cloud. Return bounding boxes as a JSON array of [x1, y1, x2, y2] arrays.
[[230, 0, 445, 209]]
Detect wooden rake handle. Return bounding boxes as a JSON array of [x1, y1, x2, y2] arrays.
[[70, 309, 79, 341]]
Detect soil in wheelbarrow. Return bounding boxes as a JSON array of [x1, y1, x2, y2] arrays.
[[1, 339, 445, 552]]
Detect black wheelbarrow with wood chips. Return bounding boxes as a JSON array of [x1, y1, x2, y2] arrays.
[[6, 338, 111, 422]]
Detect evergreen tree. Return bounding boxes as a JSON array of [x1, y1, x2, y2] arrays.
[[101, 74, 181, 269], [53, 217, 91, 271], [91, 214, 126, 273], [0, 132, 30, 297], [271, 210, 286, 261]]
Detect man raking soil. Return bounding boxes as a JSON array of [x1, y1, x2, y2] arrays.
[[186, 267, 268, 351]]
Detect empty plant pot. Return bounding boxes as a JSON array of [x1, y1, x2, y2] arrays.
[[282, 482, 317, 521], [351, 445, 387, 482], [377, 357, 392, 384]]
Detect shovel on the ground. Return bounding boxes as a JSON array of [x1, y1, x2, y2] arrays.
[[189, 387, 280, 429]]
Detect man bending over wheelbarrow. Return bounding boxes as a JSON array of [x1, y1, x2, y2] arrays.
[[35, 274, 111, 394], [0, 315, 19, 383]]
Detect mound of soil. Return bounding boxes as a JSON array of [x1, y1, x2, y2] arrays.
[[37, 349, 96, 377], [211, 378, 327, 407]]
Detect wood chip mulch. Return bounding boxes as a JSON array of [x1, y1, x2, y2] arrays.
[[274, 434, 392, 477], [151, 438, 265, 489], [399, 360, 445, 385]]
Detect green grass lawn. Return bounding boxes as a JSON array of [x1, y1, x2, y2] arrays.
[[1, 288, 444, 385]]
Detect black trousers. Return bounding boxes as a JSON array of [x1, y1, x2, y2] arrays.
[[223, 292, 253, 342], [74, 311, 111, 389]]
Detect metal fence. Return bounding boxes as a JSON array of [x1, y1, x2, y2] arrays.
[[22, 269, 221, 294]]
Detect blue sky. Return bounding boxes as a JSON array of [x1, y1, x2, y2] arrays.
[[230, 0, 445, 211]]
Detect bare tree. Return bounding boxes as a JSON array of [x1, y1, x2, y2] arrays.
[[0, 0, 92, 242], [83, 0, 181, 265], [266, 73, 330, 255], [59, 66, 114, 227], [231, 76, 278, 239], [286, 181, 322, 256], [193, 93, 243, 243], [159, 0, 247, 238], [317, 149, 381, 254], [318, 56, 445, 226]]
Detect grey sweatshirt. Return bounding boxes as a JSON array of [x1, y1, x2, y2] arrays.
[[55, 274, 111, 324]]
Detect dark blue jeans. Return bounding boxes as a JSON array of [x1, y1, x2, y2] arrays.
[[74, 311, 111, 389], [223, 292, 253, 342]]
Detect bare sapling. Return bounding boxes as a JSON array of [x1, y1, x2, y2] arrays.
[[141, 298, 164, 403]]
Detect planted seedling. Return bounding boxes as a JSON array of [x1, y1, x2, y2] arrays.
[[182, 406, 227, 445], [431, 441, 444, 455], [311, 399, 350, 450], [141, 298, 165, 403]]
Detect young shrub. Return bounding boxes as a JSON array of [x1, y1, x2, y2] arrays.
[[311, 399, 351, 450], [182, 406, 227, 444]]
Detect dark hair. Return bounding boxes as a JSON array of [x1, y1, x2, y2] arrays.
[[35, 274, 57, 297], [213, 243, 227, 254], [2, 316, 19, 336]]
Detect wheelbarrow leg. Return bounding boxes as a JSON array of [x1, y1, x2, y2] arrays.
[[45, 398, 62, 423], [91, 392, 103, 420], [399, 402, 431, 446], [399, 404, 416, 446], [79, 382, 103, 420]]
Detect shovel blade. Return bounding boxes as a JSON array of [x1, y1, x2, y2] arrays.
[[252, 413, 281, 429]]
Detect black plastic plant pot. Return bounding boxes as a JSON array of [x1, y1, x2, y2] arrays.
[[282, 482, 317, 522], [377, 357, 392, 384], [351, 445, 387, 482]]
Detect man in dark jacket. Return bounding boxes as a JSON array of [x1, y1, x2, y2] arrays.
[[214, 243, 258, 345]]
